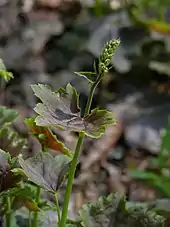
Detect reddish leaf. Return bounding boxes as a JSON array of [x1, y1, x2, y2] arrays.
[[25, 118, 72, 157], [150, 21, 170, 34], [23, 199, 40, 211]]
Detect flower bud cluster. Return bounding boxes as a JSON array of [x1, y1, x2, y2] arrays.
[[98, 39, 120, 75]]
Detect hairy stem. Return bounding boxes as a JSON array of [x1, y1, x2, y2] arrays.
[[33, 186, 41, 227], [59, 80, 98, 227], [5, 196, 12, 227]]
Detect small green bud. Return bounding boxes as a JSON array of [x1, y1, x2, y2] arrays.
[[38, 134, 46, 140], [98, 39, 120, 74], [0, 59, 14, 82], [99, 62, 109, 75], [104, 59, 111, 66]]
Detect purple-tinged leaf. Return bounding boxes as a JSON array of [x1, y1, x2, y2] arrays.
[[32, 83, 84, 131], [32, 84, 116, 138], [19, 153, 71, 193]]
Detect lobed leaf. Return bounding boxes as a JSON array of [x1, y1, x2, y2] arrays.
[[32, 83, 84, 131], [32, 84, 116, 138], [19, 152, 71, 193], [147, 199, 170, 219], [78, 193, 164, 227]]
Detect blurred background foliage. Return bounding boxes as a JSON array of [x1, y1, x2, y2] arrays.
[[1, 0, 170, 226]]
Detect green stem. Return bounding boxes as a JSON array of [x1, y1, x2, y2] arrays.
[[33, 187, 41, 227], [60, 80, 98, 227], [5, 196, 12, 227], [54, 193, 61, 224], [59, 133, 84, 227], [84, 80, 99, 116]]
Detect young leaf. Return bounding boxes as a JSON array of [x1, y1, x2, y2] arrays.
[[19, 153, 71, 193], [0, 59, 13, 82], [75, 39, 120, 84], [127, 205, 164, 227], [74, 72, 97, 83], [31, 84, 116, 138], [147, 199, 170, 219], [78, 193, 164, 227], [79, 193, 127, 227], [25, 118, 72, 157]]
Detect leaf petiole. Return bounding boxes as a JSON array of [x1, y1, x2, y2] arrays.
[[60, 132, 85, 227]]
